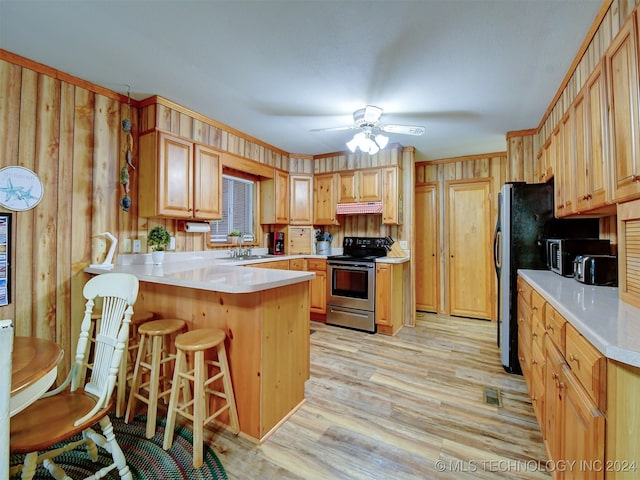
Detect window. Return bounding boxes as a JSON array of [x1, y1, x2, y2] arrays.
[[210, 175, 255, 243]]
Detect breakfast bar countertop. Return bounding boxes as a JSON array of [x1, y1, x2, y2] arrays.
[[85, 259, 315, 294], [519, 269, 640, 368]]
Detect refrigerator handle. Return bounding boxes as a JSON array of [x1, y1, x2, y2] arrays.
[[493, 227, 502, 272]]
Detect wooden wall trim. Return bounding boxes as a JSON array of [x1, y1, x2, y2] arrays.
[[0, 49, 132, 104], [139, 95, 289, 157], [506, 128, 537, 138], [417, 151, 506, 166], [536, 0, 614, 132], [222, 151, 276, 178]]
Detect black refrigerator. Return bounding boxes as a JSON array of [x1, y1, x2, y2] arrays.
[[493, 182, 599, 374]]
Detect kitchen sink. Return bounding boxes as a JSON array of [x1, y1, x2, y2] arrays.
[[226, 254, 272, 261]]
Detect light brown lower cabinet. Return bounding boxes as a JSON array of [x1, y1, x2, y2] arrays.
[[375, 263, 403, 336], [518, 276, 640, 480], [307, 259, 327, 317]]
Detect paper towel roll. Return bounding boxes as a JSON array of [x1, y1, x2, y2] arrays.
[[185, 222, 210, 233]]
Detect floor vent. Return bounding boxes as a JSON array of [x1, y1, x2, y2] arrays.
[[483, 386, 502, 407]]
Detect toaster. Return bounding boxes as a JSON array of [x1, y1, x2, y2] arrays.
[[573, 255, 618, 286]]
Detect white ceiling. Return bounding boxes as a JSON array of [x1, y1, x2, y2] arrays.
[[0, 1, 603, 162]]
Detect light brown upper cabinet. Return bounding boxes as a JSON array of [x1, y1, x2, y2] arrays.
[[382, 166, 402, 225], [261, 169, 289, 224], [574, 60, 612, 213], [289, 174, 313, 225], [138, 131, 222, 220], [606, 12, 640, 202], [446, 178, 493, 320], [338, 168, 381, 203], [555, 111, 576, 218], [313, 173, 339, 225]]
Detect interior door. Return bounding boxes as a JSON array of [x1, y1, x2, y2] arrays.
[[415, 183, 439, 312], [446, 179, 493, 320]]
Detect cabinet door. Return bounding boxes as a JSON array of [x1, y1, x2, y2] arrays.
[[307, 258, 327, 315], [617, 198, 640, 308], [544, 341, 565, 465], [558, 111, 575, 216], [289, 175, 313, 225], [415, 183, 439, 312], [309, 271, 326, 314], [574, 87, 590, 211], [158, 133, 193, 218], [338, 171, 358, 203], [382, 167, 401, 224], [314, 173, 338, 225], [552, 126, 565, 216], [585, 61, 610, 209], [275, 170, 290, 224], [375, 264, 392, 327], [359, 168, 382, 202], [446, 179, 493, 320], [606, 16, 640, 202], [193, 144, 222, 220], [260, 170, 289, 224], [560, 365, 605, 480]]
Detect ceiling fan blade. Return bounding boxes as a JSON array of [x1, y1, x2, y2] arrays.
[[363, 105, 383, 123], [309, 126, 357, 132], [380, 124, 426, 136]]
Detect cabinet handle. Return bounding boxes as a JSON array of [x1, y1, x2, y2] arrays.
[[551, 372, 558, 380], [632, 174, 640, 182], [558, 382, 565, 390], [569, 353, 578, 362]]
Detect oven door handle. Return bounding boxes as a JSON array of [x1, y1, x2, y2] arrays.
[[327, 262, 374, 269]]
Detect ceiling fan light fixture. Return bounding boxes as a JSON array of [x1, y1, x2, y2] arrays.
[[347, 130, 386, 155], [375, 133, 389, 149]]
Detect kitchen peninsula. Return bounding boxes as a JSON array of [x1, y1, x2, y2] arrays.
[[86, 256, 315, 443]]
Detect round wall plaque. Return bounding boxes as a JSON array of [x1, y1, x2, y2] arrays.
[[0, 166, 44, 211]]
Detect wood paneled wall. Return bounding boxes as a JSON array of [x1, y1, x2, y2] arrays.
[[0, 56, 130, 373]]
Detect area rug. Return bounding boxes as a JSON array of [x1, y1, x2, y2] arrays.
[[10, 415, 227, 479]]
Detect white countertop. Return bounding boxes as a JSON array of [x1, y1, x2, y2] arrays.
[[85, 258, 315, 294], [519, 269, 640, 368], [85, 249, 409, 294]]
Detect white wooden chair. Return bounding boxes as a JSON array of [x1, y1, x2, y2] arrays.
[[10, 273, 139, 480]]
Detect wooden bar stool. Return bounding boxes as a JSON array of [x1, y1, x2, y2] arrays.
[[83, 308, 156, 417], [163, 328, 239, 468], [125, 318, 186, 438]]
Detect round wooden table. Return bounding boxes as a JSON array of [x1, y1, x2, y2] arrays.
[[10, 337, 63, 417]]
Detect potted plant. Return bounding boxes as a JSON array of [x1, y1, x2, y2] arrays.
[[228, 229, 242, 245], [148, 225, 171, 264]]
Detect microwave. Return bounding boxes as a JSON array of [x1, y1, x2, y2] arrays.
[[546, 238, 610, 276]]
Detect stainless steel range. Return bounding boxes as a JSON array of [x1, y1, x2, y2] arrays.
[[326, 237, 389, 333]]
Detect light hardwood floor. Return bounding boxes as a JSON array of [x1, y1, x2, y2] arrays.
[[204, 313, 550, 479]]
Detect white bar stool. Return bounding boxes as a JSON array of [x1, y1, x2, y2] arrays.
[[162, 328, 239, 468]]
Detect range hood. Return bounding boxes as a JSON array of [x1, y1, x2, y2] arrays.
[[336, 201, 383, 215]]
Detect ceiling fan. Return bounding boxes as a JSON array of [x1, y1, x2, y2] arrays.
[[310, 105, 425, 154]]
